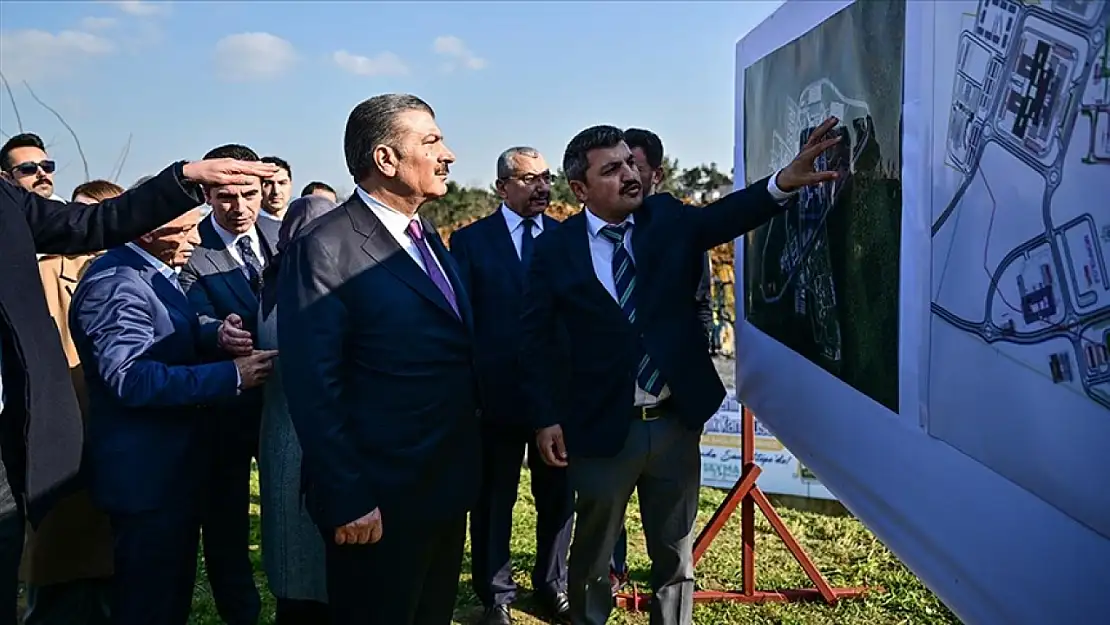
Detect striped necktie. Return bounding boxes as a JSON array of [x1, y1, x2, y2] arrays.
[[599, 224, 666, 396]]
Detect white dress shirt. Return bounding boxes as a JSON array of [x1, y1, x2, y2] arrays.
[[211, 216, 264, 268], [356, 186, 450, 278], [584, 172, 798, 406], [499, 204, 544, 259], [125, 242, 183, 291], [258, 211, 283, 224]]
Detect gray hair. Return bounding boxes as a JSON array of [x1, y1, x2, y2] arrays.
[[496, 146, 541, 180], [562, 125, 624, 184], [130, 174, 156, 190], [344, 93, 435, 183]]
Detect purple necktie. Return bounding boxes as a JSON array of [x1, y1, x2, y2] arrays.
[[405, 219, 460, 317]]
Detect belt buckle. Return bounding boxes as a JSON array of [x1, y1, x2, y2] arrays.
[[640, 406, 660, 422]]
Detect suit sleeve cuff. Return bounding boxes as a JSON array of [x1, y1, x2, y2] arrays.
[[171, 161, 205, 203], [767, 169, 798, 203]]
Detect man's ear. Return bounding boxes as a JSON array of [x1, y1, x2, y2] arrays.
[[0, 171, 10, 183], [373, 145, 399, 178], [494, 179, 508, 200], [651, 168, 663, 189], [569, 180, 589, 204]]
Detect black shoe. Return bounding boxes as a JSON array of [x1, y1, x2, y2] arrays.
[[537, 591, 571, 622], [479, 603, 512, 625]]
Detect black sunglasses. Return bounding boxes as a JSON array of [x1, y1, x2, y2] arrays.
[[9, 160, 56, 176]]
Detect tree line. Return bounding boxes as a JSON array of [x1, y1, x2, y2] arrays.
[[423, 157, 736, 227]]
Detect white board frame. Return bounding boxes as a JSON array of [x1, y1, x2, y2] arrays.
[[732, 1, 1110, 623]]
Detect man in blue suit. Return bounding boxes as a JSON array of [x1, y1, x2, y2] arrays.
[[521, 119, 841, 625], [279, 93, 481, 625], [70, 208, 277, 625], [450, 147, 572, 625]]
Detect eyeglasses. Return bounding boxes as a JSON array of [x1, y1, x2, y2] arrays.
[[9, 160, 56, 176], [504, 171, 553, 186]]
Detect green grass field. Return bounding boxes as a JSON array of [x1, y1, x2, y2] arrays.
[[186, 468, 959, 625]]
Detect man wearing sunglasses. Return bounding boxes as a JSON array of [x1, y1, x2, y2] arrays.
[[0, 133, 59, 200]]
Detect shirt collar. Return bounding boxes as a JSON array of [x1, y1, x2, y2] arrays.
[[258, 211, 283, 223], [356, 186, 417, 239], [499, 203, 543, 234], [126, 242, 179, 279], [584, 208, 634, 239], [210, 214, 259, 250]]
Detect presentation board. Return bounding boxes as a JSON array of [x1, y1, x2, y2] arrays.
[[733, 1, 1110, 623]]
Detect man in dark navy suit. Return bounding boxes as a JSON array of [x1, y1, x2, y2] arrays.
[[521, 119, 841, 625], [450, 147, 572, 625], [178, 144, 278, 625], [279, 93, 481, 625], [70, 208, 276, 625]]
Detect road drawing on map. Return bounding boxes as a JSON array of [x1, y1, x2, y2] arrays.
[[755, 79, 864, 365], [931, 0, 1110, 411]]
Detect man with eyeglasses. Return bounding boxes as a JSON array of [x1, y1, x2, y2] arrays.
[[450, 147, 573, 625], [0, 133, 62, 201]]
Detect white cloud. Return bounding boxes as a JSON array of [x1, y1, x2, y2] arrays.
[[332, 50, 409, 77], [0, 30, 116, 81], [104, 1, 169, 17], [212, 33, 297, 82], [79, 16, 119, 31], [432, 35, 486, 72]]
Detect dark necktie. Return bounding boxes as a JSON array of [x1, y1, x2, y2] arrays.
[[236, 235, 264, 293], [520, 218, 535, 266], [405, 220, 460, 318], [599, 224, 667, 396]]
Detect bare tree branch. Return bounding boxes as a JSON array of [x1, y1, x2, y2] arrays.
[[44, 133, 60, 150], [23, 81, 89, 181], [0, 71, 22, 133], [0, 128, 10, 140], [110, 133, 133, 183]]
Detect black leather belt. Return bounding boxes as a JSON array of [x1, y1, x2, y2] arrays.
[[633, 402, 669, 421]]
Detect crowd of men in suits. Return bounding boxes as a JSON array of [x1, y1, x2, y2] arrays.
[[0, 93, 840, 625]]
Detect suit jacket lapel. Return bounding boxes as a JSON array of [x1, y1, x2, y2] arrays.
[[200, 218, 257, 310], [565, 213, 628, 323], [486, 211, 523, 282], [629, 206, 658, 327], [347, 196, 462, 323], [116, 247, 194, 319], [423, 216, 473, 330]]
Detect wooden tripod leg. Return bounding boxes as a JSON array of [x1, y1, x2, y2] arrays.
[[751, 486, 837, 602], [692, 463, 761, 565]]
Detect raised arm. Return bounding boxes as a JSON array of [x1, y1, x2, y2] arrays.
[[689, 115, 843, 251], [13, 163, 202, 256], [9, 158, 280, 256], [71, 269, 240, 408], [277, 233, 372, 529]]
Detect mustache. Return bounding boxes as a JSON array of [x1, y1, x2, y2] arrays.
[[435, 164, 450, 176], [620, 180, 642, 195], [530, 190, 550, 202]]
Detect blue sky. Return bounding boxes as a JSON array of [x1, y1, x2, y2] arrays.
[[0, 0, 782, 198]]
